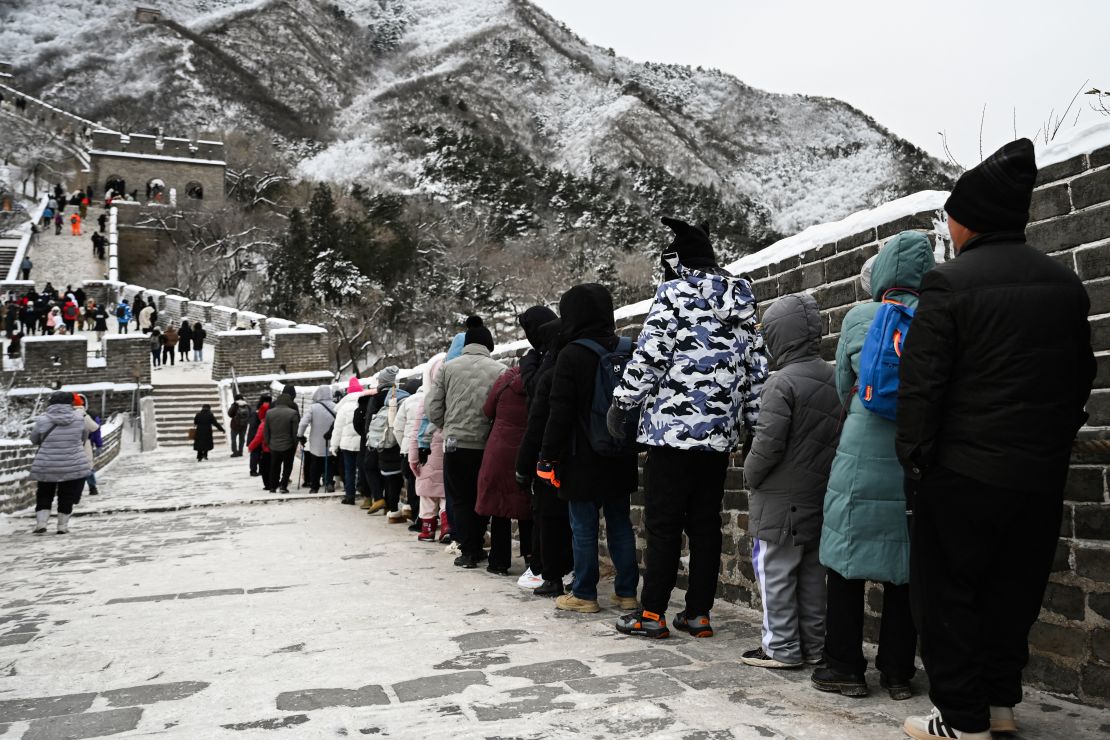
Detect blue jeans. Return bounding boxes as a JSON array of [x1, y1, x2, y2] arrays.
[[341, 450, 358, 501], [567, 496, 639, 602]]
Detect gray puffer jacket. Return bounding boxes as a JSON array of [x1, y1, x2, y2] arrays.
[[425, 344, 506, 450], [264, 394, 300, 453], [30, 404, 93, 482], [746, 293, 841, 545], [298, 385, 337, 457]]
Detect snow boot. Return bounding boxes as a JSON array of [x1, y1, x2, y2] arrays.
[[880, 673, 914, 701], [359, 497, 373, 510], [56, 513, 70, 535], [903, 708, 992, 739], [417, 518, 438, 542], [367, 499, 387, 514], [33, 510, 49, 535], [990, 706, 1018, 734], [811, 666, 868, 695], [438, 511, 451, 543], [533, 580, 564, 598], [615, 610, 669, 638], [88, 485, 99, 496]]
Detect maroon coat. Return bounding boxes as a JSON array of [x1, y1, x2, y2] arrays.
[[476, 366, 531, 520]]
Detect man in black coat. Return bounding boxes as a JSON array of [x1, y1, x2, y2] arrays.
[[539, 284, 639, 615], [896, 139, 1095, 740]]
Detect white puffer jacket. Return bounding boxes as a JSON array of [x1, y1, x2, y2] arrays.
[[329, 391, 364, 455]]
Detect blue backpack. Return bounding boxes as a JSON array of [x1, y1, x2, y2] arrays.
[[857, 289, 917, 421], [572, 337, 638, 457]]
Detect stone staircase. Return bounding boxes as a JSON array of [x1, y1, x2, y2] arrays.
[[153, 383, 226, 449], [0, 237, 18, 278]]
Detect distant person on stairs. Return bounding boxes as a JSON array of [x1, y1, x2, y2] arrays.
[[178, 321, 193, 362], [115, 299, 131, 334], [29, 391, 92, 535], [162, 324, 178, 367], [264, 385, 300, 494], [19, 256, 31, 281], [150, 328, 163, 368], [192, 322, 206, 361], [192, 404, 224, 462]]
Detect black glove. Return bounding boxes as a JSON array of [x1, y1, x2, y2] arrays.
[[297, 436, 307, 446], [515, 472, 531, 489], [418, 447, 430, 465], [606, 403, 628, 440]]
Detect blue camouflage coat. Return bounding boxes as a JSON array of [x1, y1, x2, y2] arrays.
[[612, 256, 768, 452]]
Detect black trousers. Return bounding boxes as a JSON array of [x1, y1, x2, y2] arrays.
[[824, 567, 916, 681], [537, 481, 572, 582], [529, 484, 544, 575], [36, 479, 84, 513], [304, 451, 336, 489], [249, 447, 261, 475], [912, 466, 1062, 734], [403, 464, 417, 512], [443, 448, 486, 558], [360, 448, 384, 500], [258, 452, 272, 488], [269, 448, 295, 490], [640, 447, 729, 616], [383, 473, 404, 511], [488, 517, 535, 571]]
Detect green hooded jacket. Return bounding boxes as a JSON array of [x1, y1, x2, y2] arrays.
[[819, 231, 936, 585]]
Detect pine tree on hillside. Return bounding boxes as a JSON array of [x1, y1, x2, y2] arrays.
[[264, 206, 310, 317]]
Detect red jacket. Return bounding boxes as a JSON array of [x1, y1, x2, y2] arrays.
[[476, 366, 531, 520], [62, 302, 78, 321], [246, 404, 271, 453]]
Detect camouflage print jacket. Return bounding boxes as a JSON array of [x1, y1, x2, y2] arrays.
[[612, 256, 768, 452]]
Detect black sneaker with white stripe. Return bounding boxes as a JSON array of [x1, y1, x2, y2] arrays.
[[903, 708, 992, 739]]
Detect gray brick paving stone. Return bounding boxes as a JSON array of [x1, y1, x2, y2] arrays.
[[664, 661, 767, 691], [222, 714, 310, 730], [275, 685, 389, 711], [434, 650, 510, 670], [452, 628, 536, 652], [494, 659, 594, 684], [105, 594, 178, 604], [599, 648, 692, 670], [0, 692, 97, 722], [23, 707, 143, 740], [100, 681, 210, 707], [0, 632, 35, 645], [393, 670, 487, 702], [177, 588, 245, 600], [565, 671, 687, 700], [471, 685, 574, 721]]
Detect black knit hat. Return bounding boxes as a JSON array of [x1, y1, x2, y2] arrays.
[[661, 217, 716, 269], [48, 390, 73, 406], [281, 384, 296, 398], [945, 138, 1037, 234], [463, 316, 494, 352]]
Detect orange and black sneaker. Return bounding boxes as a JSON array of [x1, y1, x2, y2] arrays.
[[615, 610, 670, 639], [674, 610, 713, 638]]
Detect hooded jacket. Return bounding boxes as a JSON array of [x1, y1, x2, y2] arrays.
[[248, 403, 271, 454], [30, 403, 92, 482], [408, 354, 447, 499], [822, 231, 934, 584], [264, 394, 300, 453], [425, 344, 506, 450], [518, 306, 558, 402], [612, 255, 768, 452], [298, 385, 337, 457], [477, 365, 532, 520], [745, 293, 841, 545], [515, 319, 562, 482], [330, 388, 365, 454], [541, 284, 638, 502]]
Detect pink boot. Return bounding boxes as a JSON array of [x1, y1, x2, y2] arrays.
[[417, 517, 437, 542], [438, 510, 452, 543]]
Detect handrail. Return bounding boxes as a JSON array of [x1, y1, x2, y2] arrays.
[[6, 193, 48, 282]]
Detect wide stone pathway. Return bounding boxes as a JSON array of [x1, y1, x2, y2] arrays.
[[0, 452, 1105, 739]]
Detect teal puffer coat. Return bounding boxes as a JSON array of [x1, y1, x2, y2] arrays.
[[819, 231, 936, 585]]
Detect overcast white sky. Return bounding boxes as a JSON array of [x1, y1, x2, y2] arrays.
[[532, 0, 1107, 168]]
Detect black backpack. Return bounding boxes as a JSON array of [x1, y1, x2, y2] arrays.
[[572, 338, 638, 457]]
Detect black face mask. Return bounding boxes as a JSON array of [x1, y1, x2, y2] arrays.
[[661, 251, 681, 283]]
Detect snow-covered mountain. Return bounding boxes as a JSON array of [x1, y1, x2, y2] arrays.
[[4, 0, 953, 250]]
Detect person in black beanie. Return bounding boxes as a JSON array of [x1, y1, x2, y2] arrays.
[[897, 139, 1095, 740]]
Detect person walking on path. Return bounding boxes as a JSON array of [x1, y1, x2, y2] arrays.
[[896, 139, 1096, 740], [98, 212, 107, 233], [115, 300, 131, 334], [149, 328, 163, 368], [192, 321, 206, 361], [298, 385, 337, 493], [247, 395, 271, 478], [609, 218, 768, 638], [69, 212, 81, 236], [426, 317, 507, 568], [53, 212, 63, 235], [178, 321, 193, 362], [74, 394, 102, 496], [162, 324, 178, 367], [227, 394, 251, 458], [812, 231, 934, 701], [78, 191, 88, 220], [477, 364, 532, 575], [138, 304, 155, 334], [739, 293, 840, 669], [61, 299, 78, 335], [331, 378, 366, 505], [247, 401, 273, 490], [30, 391, 92, 535], [540, 284, 640, 615], [407, 354, 448, 540], [264, 385, 301, 493], [20, 256, 31, 281], [91, 302, 109, 344], [192, 404, 224, 462], [132, 295, 146, 330]]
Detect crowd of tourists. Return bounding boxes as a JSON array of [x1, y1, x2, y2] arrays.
[[28, 141, 1096, 740]]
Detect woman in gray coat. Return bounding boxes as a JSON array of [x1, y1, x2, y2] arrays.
[[31, 391, 92, 534]]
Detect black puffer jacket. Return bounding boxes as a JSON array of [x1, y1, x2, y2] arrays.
[[516, 319, 562, 481], [745, 294, 841, 544], [518, 305, 558, 403], [896, 232, 1096, 492], [540, 284, 638, 502]]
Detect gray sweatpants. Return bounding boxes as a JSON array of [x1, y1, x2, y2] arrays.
[[752, 537, 826, 664]]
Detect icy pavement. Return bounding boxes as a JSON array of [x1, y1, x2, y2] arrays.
[[0, 453, 1105, 738]]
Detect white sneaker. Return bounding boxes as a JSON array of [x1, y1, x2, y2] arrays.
[[990, 706, 1017, 734], [516, 568, 544, 590], [444, 541, 460, 555], [386, 509, 406, 523], [903, 708, 992, 739]]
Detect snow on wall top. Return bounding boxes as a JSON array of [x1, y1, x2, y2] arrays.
[[1037, 120, 1110, 169]]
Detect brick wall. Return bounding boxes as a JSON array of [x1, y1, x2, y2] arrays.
[[211, 327, 330, 381], [0, 334, 151, 388]]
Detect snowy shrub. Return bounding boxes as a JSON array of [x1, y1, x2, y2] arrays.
[[0, 393, 34, 441]]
